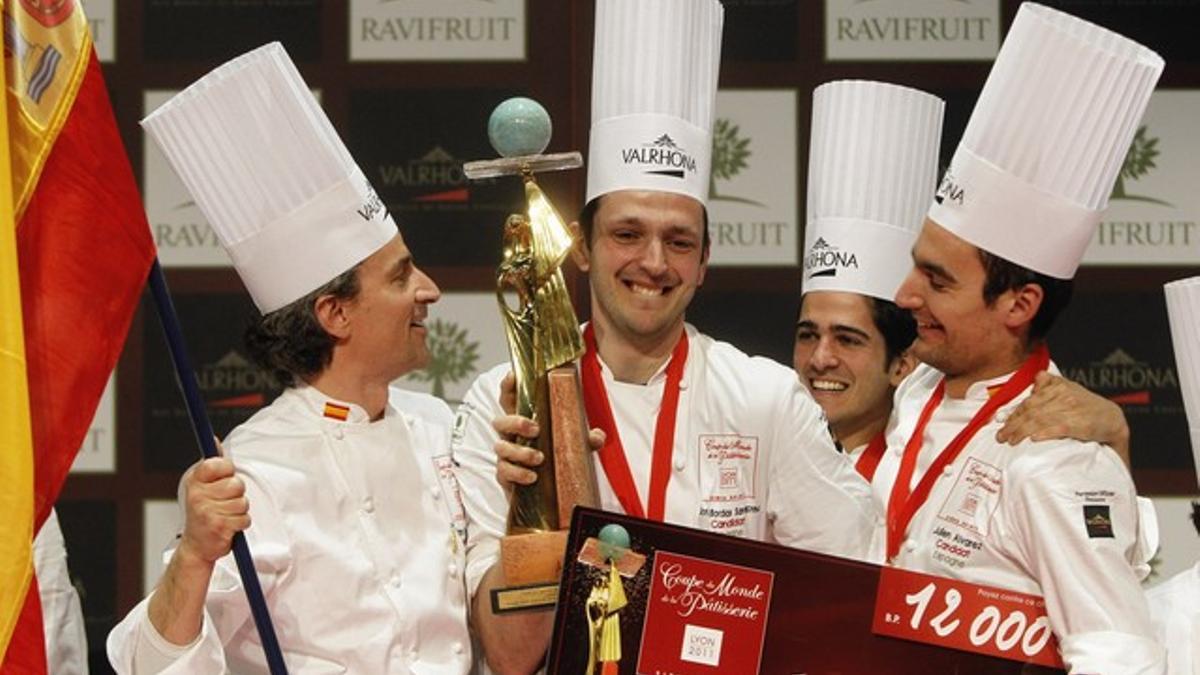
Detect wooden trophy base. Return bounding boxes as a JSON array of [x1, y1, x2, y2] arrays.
[[492, 529, 570, 613], [493, 367, 598, 614]]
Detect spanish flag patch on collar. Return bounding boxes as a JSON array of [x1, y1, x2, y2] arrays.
[[323, 401, 351, 421]]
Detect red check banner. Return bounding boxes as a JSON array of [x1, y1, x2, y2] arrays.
[[873, 566, 1065, 668]]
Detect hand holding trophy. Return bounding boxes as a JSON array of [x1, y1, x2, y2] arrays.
[[465, 98, 600, 611]]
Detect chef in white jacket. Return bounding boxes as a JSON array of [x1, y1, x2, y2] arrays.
[[106, 43, 471, 674], [875, 4, 1166, 672], [793, 79, 939, 477], [453, 2, 873, 672], [1153, 277, 1200, 675], [35, 509, 88, 674]]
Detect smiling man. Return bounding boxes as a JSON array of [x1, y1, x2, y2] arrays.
[[451, 2, 873, 673], [107, 44, 471, 674], [873, 5, 1166, 671], [793, 80, 937, 476]]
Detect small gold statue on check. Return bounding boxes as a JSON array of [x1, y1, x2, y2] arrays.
[[586, 563, 629, 675]]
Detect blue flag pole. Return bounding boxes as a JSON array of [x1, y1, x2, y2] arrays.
[[147, 259, 289, 675]]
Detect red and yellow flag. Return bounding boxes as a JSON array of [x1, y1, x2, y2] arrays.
[[1, 0, 155, 669]]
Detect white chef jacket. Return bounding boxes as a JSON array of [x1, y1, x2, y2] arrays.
[[1147, 562, 1199, 675], [34, 508, 88, 675], [872, 362, 1165, 673], [453, 323, 875, 599], [107, 384, 471, 675]]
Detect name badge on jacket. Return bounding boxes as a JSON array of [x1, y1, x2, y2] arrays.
[[697, 433, 760, 537]]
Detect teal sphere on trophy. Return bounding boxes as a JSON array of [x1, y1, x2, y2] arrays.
[[488, 97, 553, 158]]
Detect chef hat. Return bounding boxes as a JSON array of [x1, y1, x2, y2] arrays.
[[803, 80, 944, 301], [585, 0, 723, 206], [1164, 277, 1200, 488], [927, 2, 1163, 279], [142, 42, 396, 314]]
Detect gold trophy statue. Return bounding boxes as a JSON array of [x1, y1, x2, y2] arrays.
[[465, 97, 599, 611]]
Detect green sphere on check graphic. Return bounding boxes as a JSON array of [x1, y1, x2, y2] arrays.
[[597, 523, 631, 562]]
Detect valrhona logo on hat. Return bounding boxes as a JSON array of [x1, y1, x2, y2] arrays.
[[934, 170, 964, 206], [804, 236, 859, 279], [356, 180, 389, 222], [621, 134, 698, 179]]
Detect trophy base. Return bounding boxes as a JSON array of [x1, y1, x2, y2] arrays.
[[490, 581, 561, 614], [547, 367, 599, 527], [494, 529, 570, 613]]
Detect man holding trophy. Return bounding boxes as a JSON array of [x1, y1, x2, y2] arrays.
[[453, 1, 874, 672]]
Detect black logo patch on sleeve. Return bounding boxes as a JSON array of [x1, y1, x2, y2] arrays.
[[1083, 505, 1114, 538]]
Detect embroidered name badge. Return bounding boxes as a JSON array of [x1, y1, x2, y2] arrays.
[[1083, 505, 1114, 538], [699, 434, 759, 503], [433, 454, 468, 544], [936, 457, 1002, 536]]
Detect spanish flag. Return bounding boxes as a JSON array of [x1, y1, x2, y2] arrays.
[[1, 1, 154, 670]]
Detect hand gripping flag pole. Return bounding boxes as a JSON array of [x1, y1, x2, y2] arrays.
[[147, 259, 289, 675]]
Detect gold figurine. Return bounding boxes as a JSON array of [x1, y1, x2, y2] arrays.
[[497, 176, 585, 534], [586, 563, 629, 675]]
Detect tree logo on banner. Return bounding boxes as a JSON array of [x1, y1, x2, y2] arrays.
[[709, 118, 764, 206], [407, 318, 480, 401], [1111, 125, 1173, 206]]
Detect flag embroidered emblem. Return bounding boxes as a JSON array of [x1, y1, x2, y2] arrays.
[[323, 402, 350, 421]]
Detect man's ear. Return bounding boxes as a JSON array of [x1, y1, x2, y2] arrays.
[[313, 294, 352, 340], [1003, 283, 1045, 331], [569, 221, 591, 272], [888, 350, 918, 387]]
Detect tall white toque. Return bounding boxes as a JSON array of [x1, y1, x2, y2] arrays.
[[585, 0, 723, 206], [142, 42, 396, 314], [803, 80, 944, 302], [1165, 277, 1200, 488], [928, 2, 1164, 280]]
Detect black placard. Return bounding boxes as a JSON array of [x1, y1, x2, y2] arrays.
[[348, 88, 525, 267], [143, 0, 322, 62], [57, 500, 117, 675], [1049, 290, 1191, 476], [142, 292, 283, 473], [688, 286, 799, 366], [722, 0, 799, 62], [1040, 0, 1199, 64]]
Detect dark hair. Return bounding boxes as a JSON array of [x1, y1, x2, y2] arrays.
[[578, 194, 711, 253], [244, 265, 361, 387], [869, 297, 917, 366], [1192, 500, 1200, 537], [977, 249, 1074, 342]]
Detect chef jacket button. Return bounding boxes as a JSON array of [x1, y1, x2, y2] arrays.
[[678, 381, 688, 391], [390, 574, 403, 588], [431, 487, 442, 500], [892, 447, 903, 457], [452, 642, 465, 655], [332, 427, 344, 440], [448, 563, 458, 577], [903, 538, 918, 553], [994, 411, 1009, 424], [362, 497, 375, 513], [942, 464, 955, 477], [673, 456, 685, 471]]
